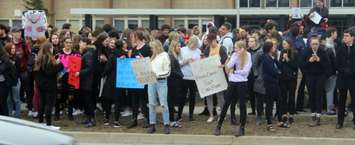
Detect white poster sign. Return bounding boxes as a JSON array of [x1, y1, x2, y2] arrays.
[[309, 11, 322, 24], [191, 56, 228, 98], [22, 10, 47, 39], [131, 57, 157, 85]]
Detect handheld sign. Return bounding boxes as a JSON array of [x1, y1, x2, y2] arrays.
[[191, 56, 228, 98], [131, 57, 157, 85], [68, 56, 81, 89], [291, 8, 302, 19], [22, 10, 47, 39], [309, 11, 322, 24], [116, 58, 144, 89]]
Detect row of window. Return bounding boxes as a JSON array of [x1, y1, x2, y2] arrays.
[[55, 17, 213, 32], [239, 0, 355, 8]]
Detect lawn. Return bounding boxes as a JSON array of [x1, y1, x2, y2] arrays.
[[24, 112, 355, 138]]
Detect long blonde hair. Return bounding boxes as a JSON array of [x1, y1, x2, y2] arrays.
[[235, 40, 248, 69], [150, 40, 165, 59], [168, 40, 180, 58], [34, 42, 56, 71]]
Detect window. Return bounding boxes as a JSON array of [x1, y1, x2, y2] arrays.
[[331, 0, 342, 7], [128, 20, 138, 29], [55, 20, 66, 28], [158, 20, 165, 29], [300, 0, 313, 7], [344, 0, 355, 7], [69, 20, 80, 32], [142, 20, 149, 28], [240, 0, 248, 7], [12, 20, 22, 28], [188, 20, 198, 29], [201, 20, 212, 32], [279, 0, 290, 7], [114, 20, 124, 32], [0, 20, 9, 26], [95, 20, 104, 29], [174, 20, 184, 28], [250, 0, 261, 7], [266, 0, 277, 7]]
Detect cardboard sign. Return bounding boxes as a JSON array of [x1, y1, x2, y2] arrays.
[[131, 57, 157, 85], [68, 56, 81, 89], [309, 11, 322, 24], [22, 10, 47, 39], [116, 58, 144, 89], [291, 8, 302, 19], [191, 56, 228, 98]]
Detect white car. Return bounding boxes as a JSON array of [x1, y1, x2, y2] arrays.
[[0, 115, 75, 145]]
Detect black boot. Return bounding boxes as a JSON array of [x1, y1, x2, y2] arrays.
[[336, 123, 343, 129], [235, 126, 245, 137], [127, 119, 138, 129], [198, 107, 209, 116], [164, 125, 171, 134], [147, 124, 156, 134], [213, 126, 221, 136]]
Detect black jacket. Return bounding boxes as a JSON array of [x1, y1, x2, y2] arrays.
[[300, 47, 330, 77], [132, 44, 152, 58], [280, 49, 298, 80], [168, 53, 183, 80], [102, 49, 119, 99], [336, 43, 355, 80], [79, 47, 95, 91], [262, 54, 281, 84], [325, 46, 337, 77], [35, 59, 63, 91]]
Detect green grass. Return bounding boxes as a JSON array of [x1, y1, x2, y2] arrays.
[[24, 113, 355, 138]]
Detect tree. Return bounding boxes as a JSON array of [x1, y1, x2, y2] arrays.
[[23, 0, 48, 14]]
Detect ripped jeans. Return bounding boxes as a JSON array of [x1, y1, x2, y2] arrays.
[[148, 79, 170, 125]]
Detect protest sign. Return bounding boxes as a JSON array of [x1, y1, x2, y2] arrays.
[[191, 56, 228, 98], [309, 11, 322, 24], [291, 7, 302, 19], [131, 57, 157, 85], [116, 58, 144, 89], [68, 56, 81, 89], [22, 10, 47, 39]]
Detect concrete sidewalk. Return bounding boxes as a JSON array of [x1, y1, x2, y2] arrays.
[[68, 131, 355, 145]]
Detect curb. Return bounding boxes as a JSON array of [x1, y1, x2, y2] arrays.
[[66, 131, 355, 145]]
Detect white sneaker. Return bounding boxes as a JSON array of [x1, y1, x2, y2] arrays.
[[73, 110, 83, 116], [137, 113, 145, 120], [207, 116, 215, 123], [47, 125, 61, 130], [121, 110, 133, 117], [32, 112, 38, 118], [28, 111, 33, 117]]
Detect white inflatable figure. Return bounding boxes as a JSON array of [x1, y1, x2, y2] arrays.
[[22, 10, 47, 39]]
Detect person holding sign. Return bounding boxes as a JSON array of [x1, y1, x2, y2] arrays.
[[214, 41, 252, 137], [34, 43, 63, 130], [203, 31, 228, 123], [128, 29, 152, 129], [147, 40, 171, 134], [180, 36, 201, 121], [307, 0, 329, 31], [76, 37, 96, 128]]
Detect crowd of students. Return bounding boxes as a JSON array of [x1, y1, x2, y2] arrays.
[[0, 0, 355, 136]]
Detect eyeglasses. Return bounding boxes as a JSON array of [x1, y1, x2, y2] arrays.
[[311, 43, 319, 45]]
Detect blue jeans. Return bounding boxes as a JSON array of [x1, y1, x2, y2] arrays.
[[148, 79, 170, 125], [325, 75, 337, 112], [7, 79, 21, 118]]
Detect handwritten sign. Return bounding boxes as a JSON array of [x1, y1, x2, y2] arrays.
[[291, 8, 302, 19], [310, 11, 322, 24], [116, 58, 144, 89], [191, 56, 228, 98], [131, 57, 157, 85], [22, 10, 47, 39], [68, 56, 81, 89]]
